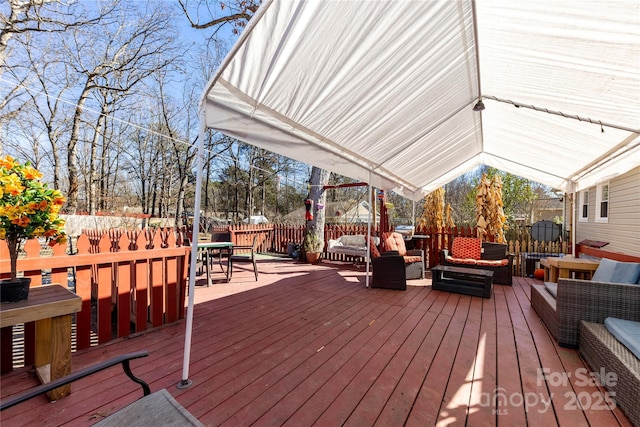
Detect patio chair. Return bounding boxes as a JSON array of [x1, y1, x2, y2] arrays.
[[0, 351, 204, 426], [372, 252, 407, 290], [229, 235, 259, 281], [378, 232, 425, 280], [208, 231, 232, 271]]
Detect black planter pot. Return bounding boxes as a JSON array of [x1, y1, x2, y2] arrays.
[[0, 278, 31, 303]]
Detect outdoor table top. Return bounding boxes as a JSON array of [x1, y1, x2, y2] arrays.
[[545, 256, 600, 270], [197, 241, 233, 249]]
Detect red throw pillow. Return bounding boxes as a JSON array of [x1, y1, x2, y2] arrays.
[[451, 237, 482, 260], [368, 236, 381, 258]]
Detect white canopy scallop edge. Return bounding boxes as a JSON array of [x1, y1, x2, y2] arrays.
[[200, 0, 640, 201]]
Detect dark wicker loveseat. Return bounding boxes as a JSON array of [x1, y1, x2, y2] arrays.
[[579, 320, 640, 427], [531, 263, 640, 348], [440, 237, 514, 285], [531, 258, 640, 425]]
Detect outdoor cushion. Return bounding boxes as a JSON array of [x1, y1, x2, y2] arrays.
[[380, 232, 407, 256], [476, 259, 509, 267], [544, 281, 558, 299], [340, 235, 367, 247], [451, 237, 482, 260], [591, 258, 640, 284], [604, 317, 640, 360], [446, 256, 477, 265], [368, 236, 381, 258]]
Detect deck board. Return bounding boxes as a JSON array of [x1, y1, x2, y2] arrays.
[[1, 259, 633, 426]]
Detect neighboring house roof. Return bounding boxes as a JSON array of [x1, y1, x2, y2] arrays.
[[282, 200, 376, 224]]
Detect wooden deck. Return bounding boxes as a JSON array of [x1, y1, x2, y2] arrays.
[[1, 258, 633, 426]]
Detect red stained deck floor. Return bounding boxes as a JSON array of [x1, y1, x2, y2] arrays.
[[0, 258, 633, 426]]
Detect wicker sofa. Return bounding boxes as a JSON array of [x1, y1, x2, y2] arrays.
[[531, 271, 640, 348], [440, 237, 514, 285], [579, 320, 640, 427]]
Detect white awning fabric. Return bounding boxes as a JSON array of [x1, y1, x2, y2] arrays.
[[201, 0, 640, 201]]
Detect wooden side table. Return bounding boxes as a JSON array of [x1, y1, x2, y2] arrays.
[[541, 257, 600, 282], [1, 285, 81, 400]]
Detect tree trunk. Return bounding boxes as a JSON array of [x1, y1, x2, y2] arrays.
[[306, 167, 331, 246], [67, 82, 92, 214]]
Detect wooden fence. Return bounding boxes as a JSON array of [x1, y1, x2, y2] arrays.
[[209, 223, 568, 275], [0, 228, 189, 373], [1, 222, 570, 371]]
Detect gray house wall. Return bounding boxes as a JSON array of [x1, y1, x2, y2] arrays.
[[574, 166, 640, 256]]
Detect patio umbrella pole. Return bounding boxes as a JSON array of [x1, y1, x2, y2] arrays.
[[178, 110, 207, 389]]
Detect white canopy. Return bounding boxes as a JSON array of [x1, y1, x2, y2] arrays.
[[201, 0, 639, 200], [183, 0, 640, 384]]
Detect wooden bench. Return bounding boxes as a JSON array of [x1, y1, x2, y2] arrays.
[[431, 265, 493, 298]]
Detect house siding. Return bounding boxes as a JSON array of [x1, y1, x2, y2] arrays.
[[575, 166, 640, 256]]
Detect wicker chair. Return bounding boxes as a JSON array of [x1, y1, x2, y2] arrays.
[[371, 253, 407, 290], [378, 232, 425, 280], [531, 278, 640, 347], [579, 321, 640, 427]]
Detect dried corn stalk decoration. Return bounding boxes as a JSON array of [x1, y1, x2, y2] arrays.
[[418, 188, 455, 245], [476, 173, 507, 243], [418, 188, 445, 229]]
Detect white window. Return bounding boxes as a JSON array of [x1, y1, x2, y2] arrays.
[[595, 182, 609, 223], [579, 190, 589, 222]]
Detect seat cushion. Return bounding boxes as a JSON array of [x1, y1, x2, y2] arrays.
[[544, 281, 558, 299], [604, 317, 640, 359], [380, 232, 407, 256], [476, 259, 509, 267], [446, 256, 477, 265], [339, 234, 367, 247], [591, 258, 640, 284], [403, 255, 423, 264], [451, 237, 482, 260]]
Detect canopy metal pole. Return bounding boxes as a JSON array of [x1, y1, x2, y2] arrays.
[[178, 109, 206, 389], [412, 201, 415, 227], [365, 178, 372, 288], [570, 185, 577, 256]]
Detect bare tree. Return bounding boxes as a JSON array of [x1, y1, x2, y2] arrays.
[[177, 0, 259, 35], [58, 2, 179, 213], [0, 0, 112, 131]]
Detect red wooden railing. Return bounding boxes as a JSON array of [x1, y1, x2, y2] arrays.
[[576, 244, 640, 263], [0, 228, 189, 373]]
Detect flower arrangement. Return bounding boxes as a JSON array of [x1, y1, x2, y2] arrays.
[[0, 155, 67, 281]]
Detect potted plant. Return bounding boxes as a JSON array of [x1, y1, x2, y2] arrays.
[[302, 230, 323, 264], [0, 156, 67, 302]]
